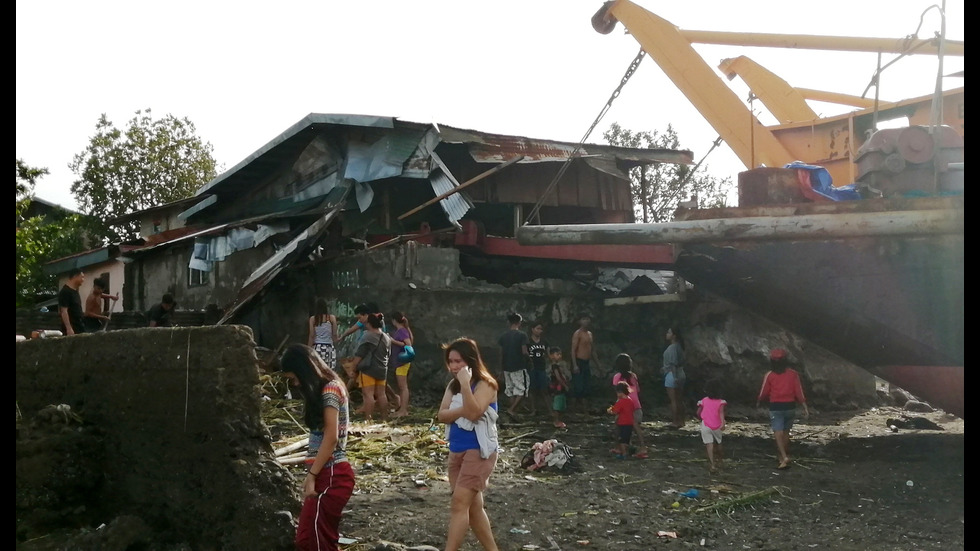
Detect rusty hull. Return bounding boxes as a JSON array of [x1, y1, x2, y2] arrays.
[[674, 227, 963, 417]]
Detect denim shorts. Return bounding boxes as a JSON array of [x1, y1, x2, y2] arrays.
[[664, 372, 686, 389], [769, 408, 796, 432]]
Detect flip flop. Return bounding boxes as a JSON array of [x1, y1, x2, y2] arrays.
[[633, 452, 649, 459], [777, 459, 791, 470]]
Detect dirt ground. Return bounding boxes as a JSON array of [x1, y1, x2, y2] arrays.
[[269, 397, 964, 551]]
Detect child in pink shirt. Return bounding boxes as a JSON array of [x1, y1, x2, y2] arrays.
[[696, 381, 727, 473]]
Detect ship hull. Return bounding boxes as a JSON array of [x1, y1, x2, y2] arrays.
[[675, 232, 963, 417]]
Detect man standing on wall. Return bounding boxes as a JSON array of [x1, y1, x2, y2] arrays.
[[147, 293, 177, 327], [498, 312, 530, 419], [58, 268, 86, 336], [571, 313, 601, 414]]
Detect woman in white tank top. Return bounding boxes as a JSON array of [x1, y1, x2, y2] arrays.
[[308, 297, 339, 370]]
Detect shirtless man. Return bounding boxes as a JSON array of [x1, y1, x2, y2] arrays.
[[570, 313, 600, 414], [83, 277, 118, 332]]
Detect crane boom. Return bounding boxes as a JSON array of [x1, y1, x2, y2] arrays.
[[592, 0, 965, 186]]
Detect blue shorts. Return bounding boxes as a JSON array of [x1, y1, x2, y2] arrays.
[[769, 408, 796, 432], [529, 368, 550, 392], [571, 359, 591, 398], [617, 424, 634, 444], [664, 372, 686, 389]]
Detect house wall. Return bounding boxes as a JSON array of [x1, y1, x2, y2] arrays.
[[244, 244, 877, 410], [129, 241, 279, 313], [54, 260, 128, 311], [137, 208, 184, 239]]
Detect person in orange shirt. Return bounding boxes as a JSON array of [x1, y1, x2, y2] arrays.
[[756, 348, 809, 469]]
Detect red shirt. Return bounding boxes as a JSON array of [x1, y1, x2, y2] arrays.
[[612, 396, 635, 426], [757, 369, 806, 406]]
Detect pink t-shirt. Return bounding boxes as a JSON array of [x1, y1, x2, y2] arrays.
[[697, 397, 727, 430], [612, 373, 641, 410]]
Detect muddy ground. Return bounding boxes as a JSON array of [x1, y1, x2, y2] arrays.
[[267, 396, 964, 551]]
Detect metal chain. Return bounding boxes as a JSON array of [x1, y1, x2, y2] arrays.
[[524, 48, 646, 226]]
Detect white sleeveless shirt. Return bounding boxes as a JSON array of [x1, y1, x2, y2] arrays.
[[313, 319, 334, 345]]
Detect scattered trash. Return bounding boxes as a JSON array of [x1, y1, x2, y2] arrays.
[[510, 528, 531, 534], [521, 439, 577, 472], [657, 531, 679, 538], [576, 541, 590, 545], [338, 536, 357, 544], [679, 489, 700, 498], [562, 512, 578, 517], [523, 545, 541, 550], [671, 501, 680, 509], [906, 480, 914, 488], [700, 538, 706, 546]]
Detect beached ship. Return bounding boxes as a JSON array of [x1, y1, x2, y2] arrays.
[[519, 0, 964, 417]]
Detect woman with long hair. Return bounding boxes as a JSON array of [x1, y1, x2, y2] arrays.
[[756, 348, 809, 469], [308, 297, 339, 370], [661, 326, 687, 429], [389, 311, 414, 418], [612, 353, 648, 458], [350, 312, 391, 421], [437, 337, 501, 551], [279, 344, 353, 551]]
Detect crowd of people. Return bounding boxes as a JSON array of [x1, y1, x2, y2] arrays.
[[49, 278, 809, 551], [279, 305, 809, 550]]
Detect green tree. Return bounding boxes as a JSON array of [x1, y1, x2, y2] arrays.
[[69, 108, 218, 242], [603, 122, 732, 223], [15, 159, 88, 307]]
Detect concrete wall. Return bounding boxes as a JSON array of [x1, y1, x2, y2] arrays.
[[15, 325, 298, 550], [251, 243, 877, 410], [58, 241, 876, 412]]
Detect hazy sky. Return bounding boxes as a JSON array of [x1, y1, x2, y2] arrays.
[[17, 0, 963, 211]]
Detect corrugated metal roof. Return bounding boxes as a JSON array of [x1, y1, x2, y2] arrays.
[[430, 169, 474, 228], [436, 125, 693, 167], [181, 114, 693, 223], [108, 195, 212, 225], [217, 196, 348, 325]]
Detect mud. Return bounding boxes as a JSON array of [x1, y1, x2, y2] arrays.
[[313, 402, 963, 551]]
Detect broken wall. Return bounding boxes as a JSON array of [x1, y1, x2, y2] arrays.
[[256, 243, 876, 410], [16, 325, 297, 550]]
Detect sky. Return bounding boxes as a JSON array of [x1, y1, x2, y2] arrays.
[[17, 0, 963, 212]]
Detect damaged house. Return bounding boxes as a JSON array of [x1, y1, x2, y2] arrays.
[[115, 114, 691, 351], [30, 113, 880, 410]]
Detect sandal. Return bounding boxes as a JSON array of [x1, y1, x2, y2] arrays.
[[777, 459, 791, 470], [633, 452, 649, 459], [554, 422, 567, 428]]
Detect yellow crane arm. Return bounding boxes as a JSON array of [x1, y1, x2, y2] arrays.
[[593, 0, 796, 170], [592, 0, 963, 186], [717, 56, 818, 124]]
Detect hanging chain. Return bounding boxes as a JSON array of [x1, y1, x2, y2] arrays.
[[524, 48, 646, 226]]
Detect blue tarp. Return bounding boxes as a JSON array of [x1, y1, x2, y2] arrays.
[[784, 161, 862, 201]]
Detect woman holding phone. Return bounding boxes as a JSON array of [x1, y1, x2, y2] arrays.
[[437, 337, 501, 551]]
